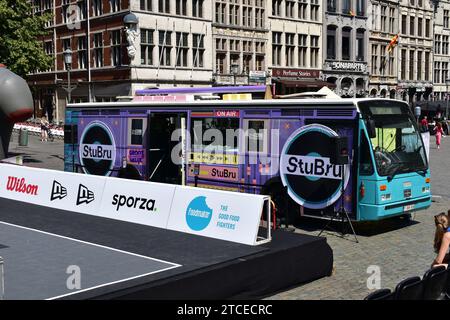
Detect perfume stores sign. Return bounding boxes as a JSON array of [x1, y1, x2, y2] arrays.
[[272, 68, 320, 79]]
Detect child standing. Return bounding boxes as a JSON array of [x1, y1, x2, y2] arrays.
[[434, 122, 444, 150]]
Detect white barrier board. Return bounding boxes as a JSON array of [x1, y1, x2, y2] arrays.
[[0, 164, 269, 245], [100, 178, 176, 228], [0, 164, 106, 216], [167, 185, 267, 246]]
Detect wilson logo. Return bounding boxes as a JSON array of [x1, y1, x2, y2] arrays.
[[6, 176, 38, 195]]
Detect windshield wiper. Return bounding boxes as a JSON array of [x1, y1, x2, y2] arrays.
[[416, 167, 427, 176], [386, 162, 408, 182]]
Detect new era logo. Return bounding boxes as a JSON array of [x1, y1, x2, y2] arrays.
[[51, 180, 67, 201], [77, 184, 95, 205]]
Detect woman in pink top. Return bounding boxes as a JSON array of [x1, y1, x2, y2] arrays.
[[434, 122, 444, 149]]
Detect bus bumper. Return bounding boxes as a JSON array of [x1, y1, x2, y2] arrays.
[[358, 195, 432, 221]]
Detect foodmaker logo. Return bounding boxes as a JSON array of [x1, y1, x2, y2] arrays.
[[6, 176, 38, 195]]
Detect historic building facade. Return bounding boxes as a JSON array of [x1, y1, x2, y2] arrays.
[[368, 0, 399, 99], [29, 0, 134, 123], [432, 0, 450, 114], [212, 0, 268, 86], [267, 0, 325, 94], [322, 0, 370, 97], [28, 0, 213, 123], [397, 0, 434, 105], [131, 0, 213, 91]]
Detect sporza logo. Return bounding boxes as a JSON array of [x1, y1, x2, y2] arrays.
[[112, 194, 157, 212], [77, 184, 95, 205], [51, 180, 67, 201], [6, 176, 38, 195]]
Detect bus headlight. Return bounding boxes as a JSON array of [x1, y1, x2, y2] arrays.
[[422, 187, 430, 193], [381, 194, 391, 201]]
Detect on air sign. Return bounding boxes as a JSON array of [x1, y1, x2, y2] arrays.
[[280, 124, 350, 209], [79, 121, 117, 176], [214, 110, 240, 117]]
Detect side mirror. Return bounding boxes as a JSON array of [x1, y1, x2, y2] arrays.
[[367, 119, 376, 139]]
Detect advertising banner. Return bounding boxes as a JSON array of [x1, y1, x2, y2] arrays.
[[188, 164, 239, 182], [280, 124, 350, 209], [0, 164, 269, 246], [99, 178, 176, 228], [167, 185, 267, 245], [0, 164, 106, 216], [79, 120, 117, 176]]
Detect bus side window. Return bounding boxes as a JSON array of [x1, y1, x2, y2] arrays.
[[190, 117, 240, 153], [129, 118, 144, 145], [359, 131, 374, 176], [245, 120, 269, 154]]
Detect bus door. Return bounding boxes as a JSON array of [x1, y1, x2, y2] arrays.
[[147, 112, 187, 184]]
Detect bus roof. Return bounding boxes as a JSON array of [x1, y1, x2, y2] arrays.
[[66, 98, 404, 111]]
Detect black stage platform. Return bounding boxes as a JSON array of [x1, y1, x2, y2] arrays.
[[0, 197, 333, 299]]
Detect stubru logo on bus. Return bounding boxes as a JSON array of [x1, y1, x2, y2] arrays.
[[79, 121, 116, 176], [280, 124, 349, 209]]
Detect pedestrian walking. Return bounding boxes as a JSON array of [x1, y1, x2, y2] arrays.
[[434, 122, 444, 150], [40, 117, 48, 142], [420, 116, 429, 133]]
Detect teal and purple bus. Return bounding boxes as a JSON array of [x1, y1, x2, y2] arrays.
[[64, 96, 430, 222]]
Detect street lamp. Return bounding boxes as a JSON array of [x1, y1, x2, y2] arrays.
[[231, 63, 239, 86], [63, 48, 75, 103]]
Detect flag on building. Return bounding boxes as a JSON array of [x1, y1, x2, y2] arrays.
[[380, 34, 399, 72], [387, 34, 399, 53]]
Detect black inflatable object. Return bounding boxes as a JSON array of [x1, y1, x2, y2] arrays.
[[0, 65, 33, 159]]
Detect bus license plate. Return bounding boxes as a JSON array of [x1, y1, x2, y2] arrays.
[[404, 204, 415, 212]]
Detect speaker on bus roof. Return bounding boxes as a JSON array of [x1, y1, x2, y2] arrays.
[[330, 136, 349, 165]]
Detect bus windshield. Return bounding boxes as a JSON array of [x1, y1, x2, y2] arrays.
[[358, 100, 428, 178]]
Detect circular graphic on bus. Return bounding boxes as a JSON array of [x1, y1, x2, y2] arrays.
[[280, 124, 350, 209], [79, 121, 116, 176]]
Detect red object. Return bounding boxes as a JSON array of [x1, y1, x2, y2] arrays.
[[387, 34, 399, 52], [214, 110, 240, 117], [7, 108, 33, 122], [360, 181, 365, 198]]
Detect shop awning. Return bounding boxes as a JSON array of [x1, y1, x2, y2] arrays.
[[273, 78, 336, 89]]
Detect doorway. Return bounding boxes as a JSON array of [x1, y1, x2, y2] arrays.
[[147, 112, 186, 184]]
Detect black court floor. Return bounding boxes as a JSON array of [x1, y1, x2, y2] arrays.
[[0, 197, 269, 299], [0, 222, 181, 300]]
